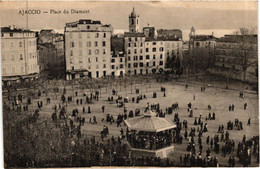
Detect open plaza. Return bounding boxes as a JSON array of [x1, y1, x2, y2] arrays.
[[2, 75, 259, 167]]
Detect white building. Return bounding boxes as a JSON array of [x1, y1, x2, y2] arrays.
[[1, 26, 39, 86], [124, 8, 183, 75], [64, 19, 113, 79], [144, 40, 165, 74], [124, 33, 146, 75]]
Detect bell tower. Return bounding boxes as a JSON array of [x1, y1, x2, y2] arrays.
[[129, 7, 140, 33]]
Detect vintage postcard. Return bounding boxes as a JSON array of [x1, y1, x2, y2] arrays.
[[0, 1, 258, 168]]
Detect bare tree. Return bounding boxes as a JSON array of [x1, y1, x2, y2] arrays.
[[232, 29, 258, 82]]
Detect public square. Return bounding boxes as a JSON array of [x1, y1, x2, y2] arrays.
[[3, 75, 259, 167]]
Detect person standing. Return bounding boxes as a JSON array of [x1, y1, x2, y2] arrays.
[[247, 118, 251, 126], [244, 103, 247, 110], [102, 105, 105, 113]]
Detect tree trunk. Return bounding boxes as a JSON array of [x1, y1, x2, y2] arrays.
[[243, 69, 247, 83]]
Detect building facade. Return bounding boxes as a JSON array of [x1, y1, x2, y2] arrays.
[[214, 35, 258, 83], [124, 33, 146, 75], [144, 40, 165, 74], [124, 8, 183, 76], [1, 26, 39, 86], [64, 19, 113, 79], [111, 36, 125, 76], [189, 27, 216, 49]]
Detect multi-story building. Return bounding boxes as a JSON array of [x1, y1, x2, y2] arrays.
[[144, 40, 165, 74], [64, 19, 113, 79], [124, 32, 146, 75], [214, 34, 258, 83], [189, 27, 216, 49], [111, 36, 125, 76], [1, 26, 39, 86], [163, 38, 183, 68], [124, 8, 183, 75]]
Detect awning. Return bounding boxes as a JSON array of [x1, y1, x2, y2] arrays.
[[2, 76, 20, 81], [21, 73, 38, 79]]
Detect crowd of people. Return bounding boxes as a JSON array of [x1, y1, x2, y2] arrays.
[[2, 79, 259, 167]]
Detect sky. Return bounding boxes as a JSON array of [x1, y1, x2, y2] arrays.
[[0, 1, 258, 40]]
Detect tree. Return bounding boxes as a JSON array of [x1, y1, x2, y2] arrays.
[[165, 56, 175, 72], [231, 29, 257, 82]]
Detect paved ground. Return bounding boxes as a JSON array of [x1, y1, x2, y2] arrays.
[[4, 77, 259, 167]]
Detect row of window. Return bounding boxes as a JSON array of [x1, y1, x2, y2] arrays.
[[127, 69, 156, 75], [111, 64, 124, 69], [69, 49, 107, 56], [128, 42, 143, 48], [128, 61, 163, 68], [70, 64, 108, 70], [127, 37, 144, 42], [111, 58, 123, 63], [127, 54, 163, 61], [69, 57, 107, 64], [2, 53, 36, 61], [1, 40, 36, 48], [145, 47, 164, 53], [129, 42, 180, 48], [69, 68, 107, 78], [70, 41, 107, 48], [2, 64, 37, 75], [70, 32, 107, 39], [165, 42, 180, 48], [2, 32, 35, 38]]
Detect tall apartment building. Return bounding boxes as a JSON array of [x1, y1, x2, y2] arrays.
[[124, 32, 146, 75], [124, 8, 183, 75], [1, 26, 39, 86], [144, 40, 165, 74], [64, 19, 113, 80]]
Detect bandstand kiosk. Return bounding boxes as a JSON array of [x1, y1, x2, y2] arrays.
[[124, 110, 176, 158]]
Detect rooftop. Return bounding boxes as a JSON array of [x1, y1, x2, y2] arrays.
[[1, 26, 34, 33], [217, 34, 257, 43], [192, 35, 216, 41], [40, 29, 54, 34], [124, 110, 176, 132], [129, 7, 138, 18], [66, 19, 103, 27], [124, 32, 145, 37]]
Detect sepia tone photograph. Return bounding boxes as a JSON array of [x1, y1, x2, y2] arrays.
[[0, 0, 258, 168]]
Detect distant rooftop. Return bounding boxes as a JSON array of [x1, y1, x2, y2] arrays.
[[1, 26, 34, 33], [66, 19, 103, 27], [192, 35, 216, 41], [217, 34, 257, 43], [157, 29, 182, 40], [40, 29, 54, 34], [124, 32, 145, 37]]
